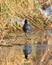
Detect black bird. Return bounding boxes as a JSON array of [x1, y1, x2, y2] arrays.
[[23, 43, 32, 59], [23, 19, 32, 33]]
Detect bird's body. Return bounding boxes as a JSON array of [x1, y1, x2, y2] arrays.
[[23, 19, 32, 33]]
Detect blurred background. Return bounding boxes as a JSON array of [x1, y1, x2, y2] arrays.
[[0, 0, 52, 65]]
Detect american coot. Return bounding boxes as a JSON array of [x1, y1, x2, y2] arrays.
[[23, 19, 32, 33], [23, 43, 32, 59], [23, 19, 32, 40]]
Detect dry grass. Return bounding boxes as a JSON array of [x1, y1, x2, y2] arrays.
[[0, 0, 52, 65]]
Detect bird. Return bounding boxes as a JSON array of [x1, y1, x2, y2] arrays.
[[23, 19, 32, 33], [22, 19, 32, 40], [23, 43, 32, 59]]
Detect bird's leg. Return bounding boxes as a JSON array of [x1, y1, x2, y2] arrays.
[[27, 33, 31, 40], [25, 33, 29, 40], [26, 32, 31, 40]]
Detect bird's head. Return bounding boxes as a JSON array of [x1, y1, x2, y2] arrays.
[[24, 19, 27, 24]]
